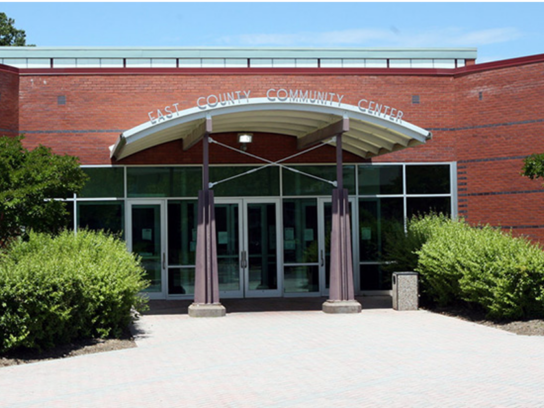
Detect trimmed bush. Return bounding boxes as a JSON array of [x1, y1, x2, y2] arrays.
[[0, 230, 149, 353], [413, 217, 544, 319], [383, 213, 449, 274]]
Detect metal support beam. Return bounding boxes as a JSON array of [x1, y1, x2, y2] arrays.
[[297, 116, 349, 150], [323, 132, 361, 314], [189, 117, 225, 317]]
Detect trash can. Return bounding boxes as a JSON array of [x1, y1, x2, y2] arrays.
[[392, 272, 419, 311]]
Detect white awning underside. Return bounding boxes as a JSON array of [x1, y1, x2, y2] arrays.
[[110, 98, 431, 160]]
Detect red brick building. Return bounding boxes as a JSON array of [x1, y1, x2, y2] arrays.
[[1, 47, 543, 300]]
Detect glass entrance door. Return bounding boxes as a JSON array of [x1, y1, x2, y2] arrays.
[[216, 199, 281, 298], [244, 201, 281, 297], [127, 201, 165, 299]]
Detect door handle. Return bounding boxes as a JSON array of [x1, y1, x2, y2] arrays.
[[320, 250, 324, 267], [241, 250, 247, 269], [162, 253, 166, 270]]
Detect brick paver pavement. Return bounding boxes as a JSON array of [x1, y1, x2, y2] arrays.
[[1, 297, 544, 407]]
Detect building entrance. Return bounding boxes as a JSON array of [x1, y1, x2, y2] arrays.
[[282, 197, 356, 297], [126, 200, 167, 299], [215, 199, 282, 298]]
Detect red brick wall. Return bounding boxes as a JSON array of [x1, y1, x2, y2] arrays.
[[453, 62, 544, 241], [12, 58, 544, 241], [0, 65, 19, 136], [16, 72, 455, 164]]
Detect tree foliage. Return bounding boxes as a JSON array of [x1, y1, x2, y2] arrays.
[[0, 12, 28, 46], [0, 136, 88, 247], [522, 153, 544, 183]]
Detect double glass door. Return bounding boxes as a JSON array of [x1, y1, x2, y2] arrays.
[[126, 197, 354, 299], [283, 197, 357, 296], [216, 199, 281, 298], [127, 198, 281, 299]]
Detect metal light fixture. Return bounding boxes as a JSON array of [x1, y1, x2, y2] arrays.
[[238, 133, 253, 151]]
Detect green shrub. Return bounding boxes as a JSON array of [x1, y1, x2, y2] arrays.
[[382, 214, 451, 305], [0, 230, 149, 353], [414, 217, 544, 319]]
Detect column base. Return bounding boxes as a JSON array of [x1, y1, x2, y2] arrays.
[[188, 303, 226, 318], [322, 300, 362, 314]]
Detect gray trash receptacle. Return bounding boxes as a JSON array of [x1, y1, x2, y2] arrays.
[[392, 272, 418, 311]]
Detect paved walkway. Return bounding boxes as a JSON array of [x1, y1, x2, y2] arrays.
[[1, 297, 544, 407]]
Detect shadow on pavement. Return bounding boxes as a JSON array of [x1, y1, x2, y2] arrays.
[[143, 296, 392, 316]]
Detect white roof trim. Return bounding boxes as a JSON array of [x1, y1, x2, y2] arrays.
[[110, 98, 431, 160]]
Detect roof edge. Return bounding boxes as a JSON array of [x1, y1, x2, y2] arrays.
[[0, 46, 478, 60], [455, 53, 544, 77]]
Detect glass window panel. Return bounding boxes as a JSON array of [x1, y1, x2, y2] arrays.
[[359, 165, 403, 195], [127, 167, 201, 197], [225, 59, 247, 68], [216, 203, 240, 292], [406, 165, 450, 194], [360, 263, 391, 291], [3, 59, 27, 68], [407, 197, 451, 218], [359, 198, 404, 262], [53, 59, 76, 68], [211, 166, 279, 197], [76, 59, 100, 68], [433, 59, 456, 68], [100, 59, 123, 68], [282, 165, 355, 196], [273, 59, 296, 67], [283, 199, 318, 264], [168, 268, 194, 295], [411, 59, 434, 68], [78, 201, 124, 237], [151, 59, 176, 68], [320, 59, 342, 68], [202, 59, 225, 68], [342, 59, 366, 68], [295, 59, 318, 68], [131, 205, 161, 292], [27, 59, 50, 68], [80, 167, 124, 198], [247, 203, 277, 290], [65, 201, 74, 231], [168, 201, 197, 266], [389, 59, 411, 68], [365, 59, 387, 68], [178, 59, 201, 68], [250, 59, 272, 68], [284, 265, 319, 293], [125, 59, 151, 68]]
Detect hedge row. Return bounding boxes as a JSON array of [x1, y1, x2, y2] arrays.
[[386, 215, 544, 320], [0, 230, 149, 353]]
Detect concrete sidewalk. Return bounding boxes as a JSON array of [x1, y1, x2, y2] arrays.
[[1, 297, 544, 407]]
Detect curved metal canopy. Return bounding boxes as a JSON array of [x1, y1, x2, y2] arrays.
[[110, 98, 431, 160]]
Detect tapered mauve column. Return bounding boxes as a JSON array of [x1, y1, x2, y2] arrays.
[[189, 130, 226, 317], [323, 133, 362, 313]]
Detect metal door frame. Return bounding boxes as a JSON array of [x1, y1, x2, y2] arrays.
[[126, 199, 167, 300], [215, 198, 282, 298]]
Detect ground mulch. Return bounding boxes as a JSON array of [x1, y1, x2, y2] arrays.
[[0, 329, 136, 368], [424, 304, 544, 336]]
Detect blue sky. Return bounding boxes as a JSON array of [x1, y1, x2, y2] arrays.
[[2, 2, 544, 63]]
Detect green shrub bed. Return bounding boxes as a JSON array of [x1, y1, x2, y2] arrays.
[[0, 230, 149, 353], [386, 215, 544, 320]]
